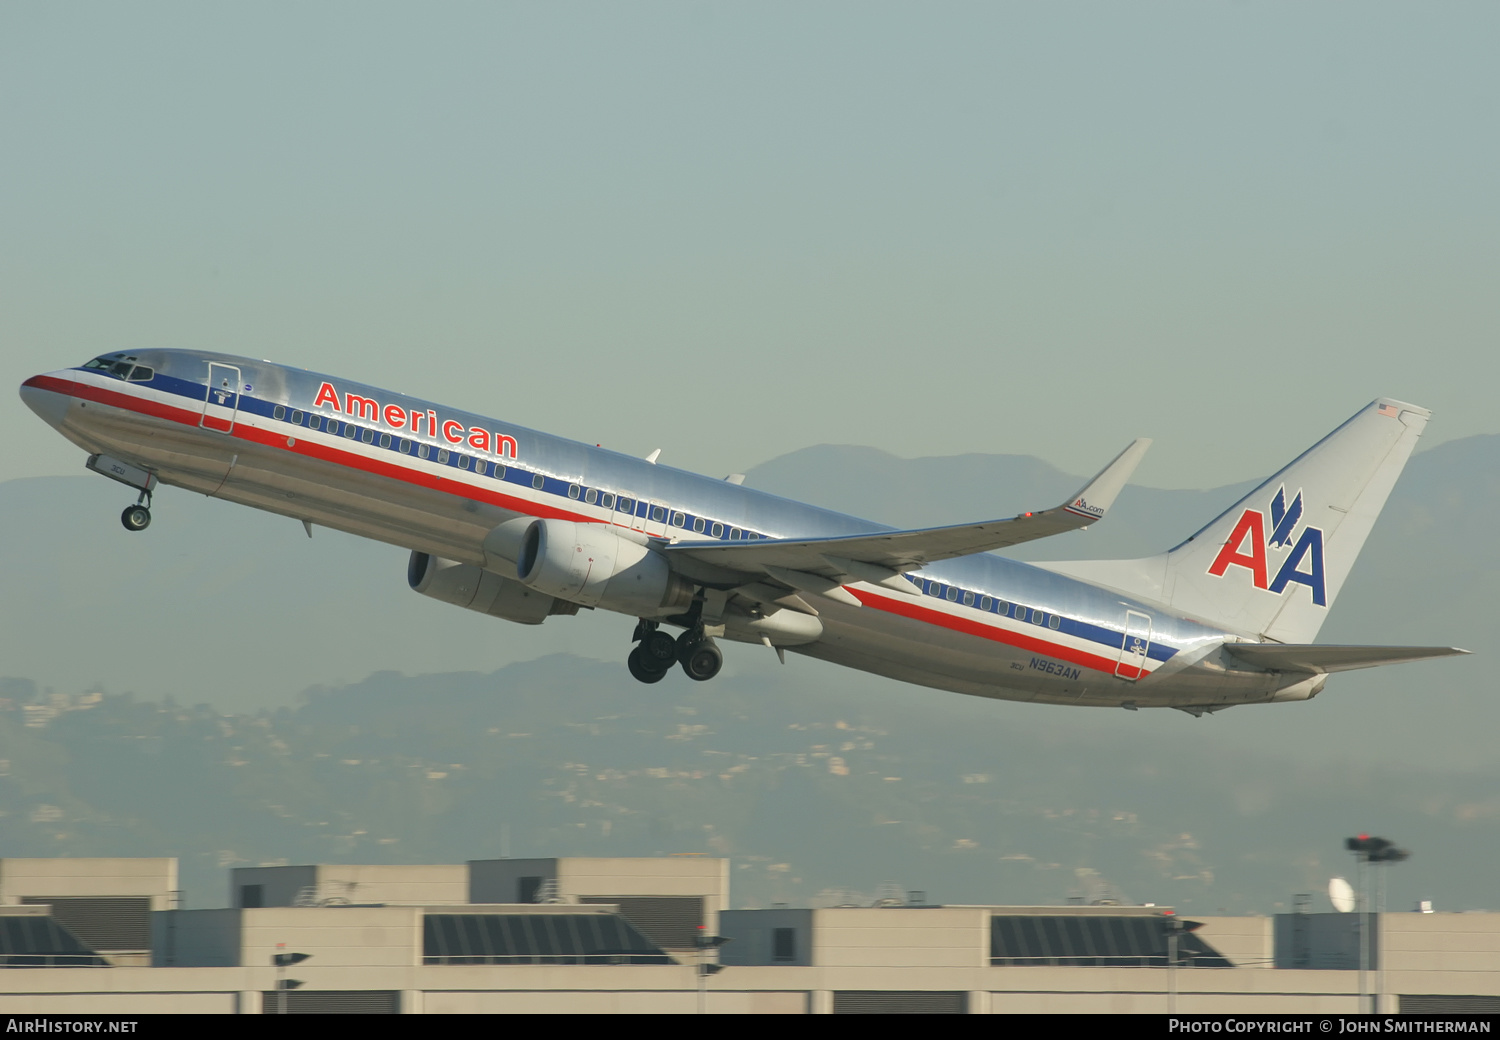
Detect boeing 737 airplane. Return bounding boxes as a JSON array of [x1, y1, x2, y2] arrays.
[[20, 351, 1465, 714]]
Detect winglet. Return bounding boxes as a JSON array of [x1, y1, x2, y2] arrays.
[[1059, 438, 1151, 523]]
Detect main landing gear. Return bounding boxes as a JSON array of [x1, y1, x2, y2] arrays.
[[628, 620, 724, 684]]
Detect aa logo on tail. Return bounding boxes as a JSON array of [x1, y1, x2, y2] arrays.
[[1207, 486, 1327, 606]]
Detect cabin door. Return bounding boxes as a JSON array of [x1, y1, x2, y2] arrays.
[[201, 363, 242, 434], [1116, 610, 1153, 681]]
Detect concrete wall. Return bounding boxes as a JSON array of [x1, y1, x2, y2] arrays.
[[238, 906, 424, 969], [468, 857, 728, 937], [152, 909, 242, 968], [229, 866, 315, 909], [0, 858, 178, 910], [467, 858, 555, 904], [720, 909, 814, 967], [809, 907, 991, 968], [231, 864, 468, 907], [1383, 912, 1500, 974], [1193, 915, 1274, 968], [1, 960, 1498, 1013]]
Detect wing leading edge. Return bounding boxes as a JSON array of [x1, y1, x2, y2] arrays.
[[664, 438, 1151, 596]]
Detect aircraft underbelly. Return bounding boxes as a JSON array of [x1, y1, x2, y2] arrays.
[[68, 401, 512, 563], [801, 603, 1285, 709]]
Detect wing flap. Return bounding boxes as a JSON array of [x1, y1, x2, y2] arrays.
[[1224, 643, 1470, 674]]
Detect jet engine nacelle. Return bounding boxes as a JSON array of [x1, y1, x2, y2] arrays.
[[407, 551, 577, 625], [513, 518, 694, 616]]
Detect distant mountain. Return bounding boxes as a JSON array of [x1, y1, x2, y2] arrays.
[[0, 434, 1492, 769], [1, 655, 1495, 916]]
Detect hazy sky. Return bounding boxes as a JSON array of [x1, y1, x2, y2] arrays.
[[4, 3, 1497, 490]]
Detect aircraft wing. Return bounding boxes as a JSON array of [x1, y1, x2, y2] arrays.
[[663, 438, 1150, 598], [1224, 643, 1470, 674]]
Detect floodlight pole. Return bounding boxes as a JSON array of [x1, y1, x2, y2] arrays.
[[1375, 860, 1385, 1014], [1169, 925, 1178, 1015], [1358, 855, 1369, 1014], [698, 947, 706, 1016], [1161, 910, 1181, 1014]]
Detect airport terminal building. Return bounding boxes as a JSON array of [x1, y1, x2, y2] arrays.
[[0, 856, 1496, 1014]]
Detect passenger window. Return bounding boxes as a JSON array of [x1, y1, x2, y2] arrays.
[[617, 497, 633, 512], [1049, 614, 1061, 630], [730, 528, 741, 540], [671, 512, 685, 527], [980, 597, 992, 611], [962, 591, 974, 606], [291, 410, 303, 424], [692, 518, 704, 533], [361, 428, 374, 443], [584, 488, 597, 504], [326, 419, 339, 435], [273, 405, 286, 420], [457, 455, 470, 470], [309, 415, 323, 431], [437, 449, 449, 463], [568, 484, 581, 500], [601, 493, 614, 509], [418, 444, 430, 460], [650, 505, 665, 522], [474, 461, 487, 476], [399, 439, 411, 453], [495, 465, 507, 480], [532, 473, 545, 489], [995, 600, 1007, 614], [380, 433, 391, 448], [345, 425, 357, 439], [1033, 610, 1045, 625], [946, 587, 959, 601]]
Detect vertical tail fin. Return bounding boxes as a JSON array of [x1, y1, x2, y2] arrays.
[[1037, 399, 1429, 642]]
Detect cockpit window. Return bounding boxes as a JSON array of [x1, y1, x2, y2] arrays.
[[126, 366, 154, 381], [83, 355, 138, 379]]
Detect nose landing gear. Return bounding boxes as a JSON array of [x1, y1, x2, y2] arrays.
[[86, 455, 158, 533], [121, 502, 152, 532]]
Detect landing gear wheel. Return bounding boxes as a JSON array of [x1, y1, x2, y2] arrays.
[[681, 639, 723, 682], [643, 630, 678, 666], [121, 505, 151, 532], [627, 646, 668, 684]]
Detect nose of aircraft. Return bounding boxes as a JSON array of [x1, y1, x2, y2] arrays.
[[19, 374, 72, 429]]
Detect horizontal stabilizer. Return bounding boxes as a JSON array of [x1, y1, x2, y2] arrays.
[[1224, 643, 1469, 675], [666, 438, 1150, 578]]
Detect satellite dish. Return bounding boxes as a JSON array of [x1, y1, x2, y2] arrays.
[[1329, 877, 1356, 913]]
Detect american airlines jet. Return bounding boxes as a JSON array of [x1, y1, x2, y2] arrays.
[[20, 351, 1465, 714]]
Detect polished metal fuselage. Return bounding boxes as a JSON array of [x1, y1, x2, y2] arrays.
[[21, 349, 1303, 710]]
